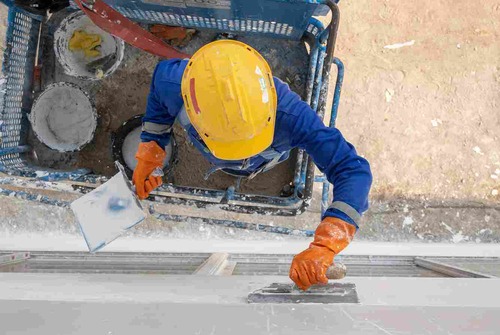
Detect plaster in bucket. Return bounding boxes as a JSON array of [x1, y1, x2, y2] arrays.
[[122, 127, 173, 171], [30, 82, 97, 152], [112, 114, 175, 178], [54, 11, 124, 80]]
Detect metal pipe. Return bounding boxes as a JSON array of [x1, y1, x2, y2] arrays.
[[0, 145, 31, 156], [301, 50, 328, 205], [316, 0, 340, 119], [321, 180, 330, 216], [312, 1, 341, 215], [311, 46, 326, 111], [330, 57, 344, 128], [301, 155, 315, 206], [305, 36, 321, 105], [0, 187, 315, 237], [294, 18, 324, 196], [320, 57, 345, 215], [150, 207, 315, 237], [321, 0, 340, 80]]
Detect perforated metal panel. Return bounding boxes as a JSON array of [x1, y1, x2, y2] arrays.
[[118, 7, 296, 37], [0, 7, 40, 168], [71, 0, 318, 39]]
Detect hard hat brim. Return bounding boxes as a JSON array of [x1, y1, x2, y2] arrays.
[[202, 120, 275, 161]]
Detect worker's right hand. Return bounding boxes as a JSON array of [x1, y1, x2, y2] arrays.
[[132, 141, 166, 200], [289, 217, 356, 291]]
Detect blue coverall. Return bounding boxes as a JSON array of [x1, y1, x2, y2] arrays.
[[141, 59, 372, 228]]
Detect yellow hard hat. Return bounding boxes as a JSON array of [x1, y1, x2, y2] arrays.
[[181, 40, 277, 160]]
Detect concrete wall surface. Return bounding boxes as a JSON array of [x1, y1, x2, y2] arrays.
[[1, 273, 499, 334]]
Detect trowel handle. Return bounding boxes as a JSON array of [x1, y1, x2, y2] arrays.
[[326, 262, 347, 280], [151, 167, 164, 177]]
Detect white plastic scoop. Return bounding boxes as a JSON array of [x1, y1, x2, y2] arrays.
[[70, 162, 151, 252]]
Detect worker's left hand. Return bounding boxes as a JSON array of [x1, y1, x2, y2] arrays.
[[289, 217, 356, 291], [132, 141, 166, 200]]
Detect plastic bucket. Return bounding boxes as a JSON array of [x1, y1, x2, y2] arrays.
[[54, 11, 125, 80], [112, 115, 175, 178], [30, 82, 97, 152]]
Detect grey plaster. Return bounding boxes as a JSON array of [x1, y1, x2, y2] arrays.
[[1, 299, 499, 334], [1, 274, 500, 334], [30, 83, 97, 152], [1, 273, 499, 308]]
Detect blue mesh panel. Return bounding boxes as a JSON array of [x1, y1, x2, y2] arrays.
[[71, 0, 319, 39], [0, 7, 40, 168]]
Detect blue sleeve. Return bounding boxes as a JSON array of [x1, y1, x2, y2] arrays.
[[141, 59, 186, 148], [276, 79, 372, 228]]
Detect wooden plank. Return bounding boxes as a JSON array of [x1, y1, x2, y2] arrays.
[[415, 257, 494, 278], [0, 252, 30, 267], [192, 253, 229, 275], [220, 261, 237, 276]]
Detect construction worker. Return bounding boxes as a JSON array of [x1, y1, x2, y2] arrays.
[[134, 40, 372, 290]]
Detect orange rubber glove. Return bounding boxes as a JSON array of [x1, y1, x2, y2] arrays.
[[289, 217, 356, 291], [132, 141, 166, 200]]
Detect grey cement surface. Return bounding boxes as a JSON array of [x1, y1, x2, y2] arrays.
[[2, 273, 500, 307], [2, 301, 499, 335], [1, 274, 500, 334]]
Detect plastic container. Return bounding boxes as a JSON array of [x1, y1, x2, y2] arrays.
[[30, 82, 97, 152], [112, 114, 175, 178], [54, 11, 125, 80]]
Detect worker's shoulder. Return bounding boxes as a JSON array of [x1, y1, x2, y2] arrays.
[[154, 59, 189, 85], [273, 77, 309, 117]]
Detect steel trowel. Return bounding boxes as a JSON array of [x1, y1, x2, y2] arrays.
[[248, 262, 359, 304]]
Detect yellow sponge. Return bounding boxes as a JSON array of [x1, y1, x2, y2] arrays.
[[69, 30, 102, 58]]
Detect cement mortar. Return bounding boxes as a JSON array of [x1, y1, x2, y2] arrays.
[[1, 272, 500, 334], [121, 126, 173, 171], [30, 83, 97, 152]]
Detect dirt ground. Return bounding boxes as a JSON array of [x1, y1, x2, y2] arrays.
[[330, 0, 500, 203], [79, 49, 159, 176]]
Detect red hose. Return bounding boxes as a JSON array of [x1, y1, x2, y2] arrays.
[[74, 0, 190, 59]]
